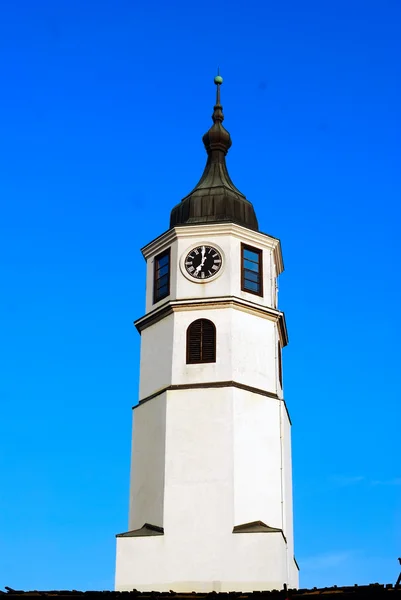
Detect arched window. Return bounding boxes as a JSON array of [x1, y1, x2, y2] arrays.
[[186, 319, 216, 364]]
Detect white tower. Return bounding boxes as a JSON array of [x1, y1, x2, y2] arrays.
[[115, 76, 299, 593]]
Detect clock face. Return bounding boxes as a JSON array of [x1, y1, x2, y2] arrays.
[[184, 245, 223, 280]]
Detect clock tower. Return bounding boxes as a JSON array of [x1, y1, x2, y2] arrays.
[[115, 76, 299, 593]]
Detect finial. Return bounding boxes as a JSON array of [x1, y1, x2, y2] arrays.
[[212, 71, 224, 122], [214, 70, 223, 105]]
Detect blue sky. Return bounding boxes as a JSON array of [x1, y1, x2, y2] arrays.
[[0, 0, 400, 592]]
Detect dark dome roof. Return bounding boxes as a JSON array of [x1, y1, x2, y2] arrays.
[[170, 78, 258, 231]]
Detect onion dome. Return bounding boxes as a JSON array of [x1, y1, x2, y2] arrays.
[[169, 75, 258, 231]]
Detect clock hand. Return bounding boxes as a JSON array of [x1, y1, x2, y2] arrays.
[[194, 248, 207, 275], [194, 261, 206, 276]]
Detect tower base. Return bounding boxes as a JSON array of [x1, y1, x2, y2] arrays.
[[115, 530, 299, 592]]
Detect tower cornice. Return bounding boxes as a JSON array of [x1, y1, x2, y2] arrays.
[[133, 382, 292, 426], [134, 295, 288, 347], [141, 223, 284, 275]]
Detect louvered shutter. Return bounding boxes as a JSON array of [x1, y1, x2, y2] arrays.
[[187, 320, 202, 363], [187, 319, 216, 364], [201, 320, 215, 362]]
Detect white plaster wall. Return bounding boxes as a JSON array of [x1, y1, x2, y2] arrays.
[[173, 231, 275, 309], [233, 389, 283, 528], [273, 325, 284, 399], [171, 308, 233, 385], [170, 308, 278, 394], [138, 309, 282, 403], [118, 386, 296, 592], [227, 533, 288, 590], [289, 560, 300, 589], [281, 402, 298, 588], [281, 405, 293, 545], [174, 235, 232, 302], [128, 392, 167, 530], [143, 226, 279, 314], [163, 387, 234, 537], [230, 310, 276, 392], [139, 313, 174, 399], [116, 532, 289, 592], [138, 307, 280, 404]]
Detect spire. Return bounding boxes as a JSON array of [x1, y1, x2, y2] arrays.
[[169, 74, 258, 231], [201, 74, 232, 156]]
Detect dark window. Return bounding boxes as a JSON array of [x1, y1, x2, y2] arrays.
[[153, 248, 170, 303], [241, 244, 263, 296], [186, 319, 216, 364], [278, 342, 283, 388]]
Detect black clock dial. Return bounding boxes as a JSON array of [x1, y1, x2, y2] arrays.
[[184, 245, 222, 280]]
